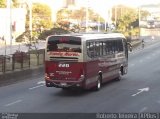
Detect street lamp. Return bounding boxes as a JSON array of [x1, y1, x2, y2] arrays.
[[27, 0, 33, 45], [85, 0, 89, 32], [138, 7, 141, 40], [7, 0, 12, 54], [24, 0, 32, 50]]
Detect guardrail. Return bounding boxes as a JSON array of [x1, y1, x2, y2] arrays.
[[0, 49, 45, 74]]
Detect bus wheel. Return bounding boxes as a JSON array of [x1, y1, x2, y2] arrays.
[[95, 76, 101, 91], [116, 70, 122, 81]]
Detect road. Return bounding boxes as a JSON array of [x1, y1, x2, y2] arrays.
[[0, 40, 160, 115]]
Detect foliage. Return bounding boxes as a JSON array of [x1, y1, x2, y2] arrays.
[[0, 0, 19, 8], [15, 30, 30, 42], [116, 6, 139, 36], [12, 0, 19, 7], [56, 7, 104, 31], [16, 3, 52, 42], [0, 0, 6, 8], [38, 28, 70, 40], [140, 10, 150, 20], [32, 3, 52, 30]]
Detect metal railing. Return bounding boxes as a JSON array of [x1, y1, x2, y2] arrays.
[[0, 49, 45, 74]]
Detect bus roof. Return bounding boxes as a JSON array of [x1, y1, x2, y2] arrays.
[[47, 33, 126, 41]]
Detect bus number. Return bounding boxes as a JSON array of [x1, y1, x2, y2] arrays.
[[58, 64, 70, 68]]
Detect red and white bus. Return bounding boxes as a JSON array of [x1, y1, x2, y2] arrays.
[[45, 33, 128, 90]]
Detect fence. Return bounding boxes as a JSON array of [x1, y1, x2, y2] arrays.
[[0, 49, 45, 74]]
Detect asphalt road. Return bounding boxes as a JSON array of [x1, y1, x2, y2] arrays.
[[0, 40, 160, 114]]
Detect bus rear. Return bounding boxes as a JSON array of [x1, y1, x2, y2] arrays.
[[45, 35, 85, 89]]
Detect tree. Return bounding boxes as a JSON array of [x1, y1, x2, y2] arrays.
[[12, 0, 19, 7], [16, 3, 52, 43], [0, 0, 6, 8], [140, 10, 150, 20], [56, 7, 104, 32], [16, 2, 53, 56], [116, 6, 139, 36], [0, 0, 19, 8], [32, 3, 52, 30], [56, 9, 72, 30], [38, 28, 70, 40]]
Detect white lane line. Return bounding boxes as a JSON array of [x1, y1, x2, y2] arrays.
[[5, 100, 22, 107], [139, 107, 147, 112], [139, 60, 143, 63], [152, 53, 156, 56], [37, 81, 45, 85], [157, 100, 160, 104], [130, 64, 135, 67], [146, 57, 151, 59], [29, 84, 45, 90]]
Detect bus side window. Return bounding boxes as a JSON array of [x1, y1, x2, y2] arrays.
[[102, 42, 106, 55], [104, 41, 109, 55], [87, 41, 94, 58]]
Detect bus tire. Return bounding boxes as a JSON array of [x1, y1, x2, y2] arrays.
[[95, 76, 102, 91]]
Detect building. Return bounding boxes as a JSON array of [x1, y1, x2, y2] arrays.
[[0, 8, 26, 45]]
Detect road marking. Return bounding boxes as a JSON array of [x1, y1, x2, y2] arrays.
[[152, 53, 156, 56], [157, 100, 160, 104], [146, 57, 151, 59], [37, 81, 45, 85], [29, 84, 45, 90], [139, 107, 147, 112], [132, 87, 149, 97], [5, 100, 22, 107], [139, 60, 143, 63], [130, 64, 135, 67]]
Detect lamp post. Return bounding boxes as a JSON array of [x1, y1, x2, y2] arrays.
[[24, 0, 32, 50], [27, 0, 32, 46], [138, 7, 141, 40], [85, 0, 89, 32], [98, 15, 100, 32], [7, 0, 12, 54]]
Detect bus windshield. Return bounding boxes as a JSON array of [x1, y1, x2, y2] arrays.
[[47, 36, 81, 53]]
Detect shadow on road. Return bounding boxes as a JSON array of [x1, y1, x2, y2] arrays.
[[50, 78, 127, 97]]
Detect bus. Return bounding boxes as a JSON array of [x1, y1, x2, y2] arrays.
[[45, 33, 128, 90]]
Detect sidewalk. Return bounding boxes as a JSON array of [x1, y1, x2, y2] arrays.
[[0, 65, 44, 86], [131, 39, 160, 52]]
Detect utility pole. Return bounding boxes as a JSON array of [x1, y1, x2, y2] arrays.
[[115, 6, 117, 27], [28, 0, 32, 48], [7, 0, 12, 54], [98, 15, 100, 32], [85, 0, 89, 32], [138, 7, 141, 40]]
